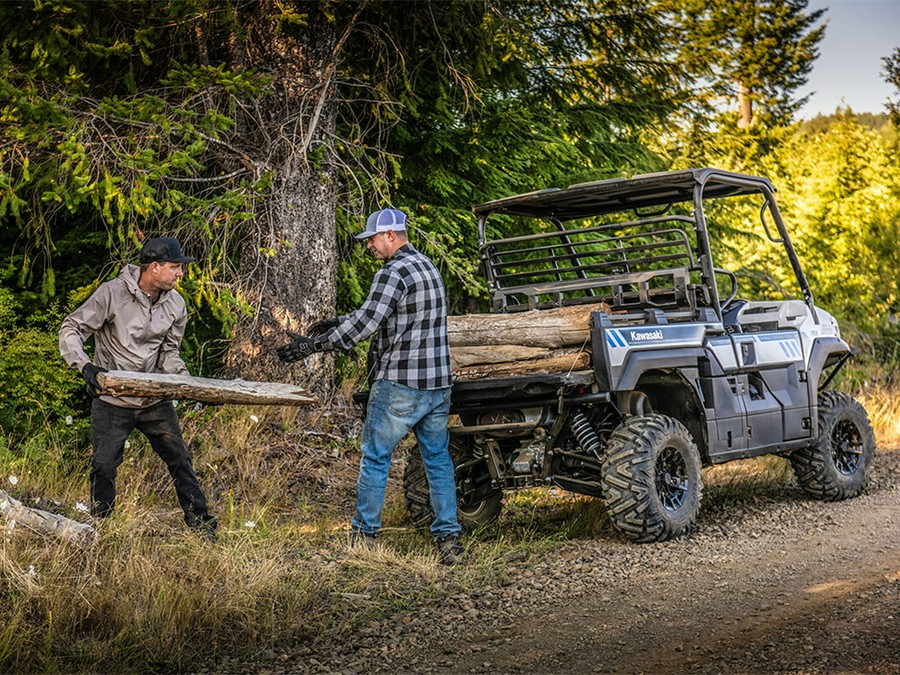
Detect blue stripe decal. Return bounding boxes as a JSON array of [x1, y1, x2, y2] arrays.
[[774, 340, 801, 358]]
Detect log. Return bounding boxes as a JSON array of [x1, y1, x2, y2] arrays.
[[447, 303, 610, 349], [450, 344, 562, 369], [96, 371, 317, 406], [452, 349, 592, 382], [0, 490, 97, 548]]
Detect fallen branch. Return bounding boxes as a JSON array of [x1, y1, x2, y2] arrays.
[[0, 490, 97, 548]]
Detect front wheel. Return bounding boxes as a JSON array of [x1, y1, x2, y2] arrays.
[[601, 414, 703, 543], [403, 438, 502, 530], [790, 391, 875, 501]]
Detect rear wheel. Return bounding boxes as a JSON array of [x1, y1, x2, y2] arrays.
[[403, 437, 502, 530], [790, 391, 875, 500], [601, 414, 702, 543]]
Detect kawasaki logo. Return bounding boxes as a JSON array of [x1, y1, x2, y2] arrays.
[[630, 330, 664, 341]]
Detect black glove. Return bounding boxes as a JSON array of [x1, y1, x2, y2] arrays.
[[307, 317, 339, 338], [276, 331, 330, 363], [81, 363, 108, 398]]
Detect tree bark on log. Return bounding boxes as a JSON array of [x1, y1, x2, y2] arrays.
[[96, 371, 317, 406], [450, 344, 565, 369], [447, 304, 610, 349], [452, 349, 592, 382], [0, 490, 97, 548]]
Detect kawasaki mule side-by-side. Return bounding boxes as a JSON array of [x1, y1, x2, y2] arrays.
[[401, 168, 875, 542]]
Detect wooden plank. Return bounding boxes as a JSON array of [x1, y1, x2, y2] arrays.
[[96, 371, 317, 406], [447, 303, 610, 348]]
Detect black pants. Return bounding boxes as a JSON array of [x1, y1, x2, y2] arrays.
[[90, 398, 215, 529]]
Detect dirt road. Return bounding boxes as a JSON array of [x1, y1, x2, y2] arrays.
[[271, 448, 900, 674], [420, 491, 900, 674]]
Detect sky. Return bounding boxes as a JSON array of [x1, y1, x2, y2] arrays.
[[798, 0, 900, 119]]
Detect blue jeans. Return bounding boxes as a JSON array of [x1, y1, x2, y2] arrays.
[[352, 380, 461, 539]]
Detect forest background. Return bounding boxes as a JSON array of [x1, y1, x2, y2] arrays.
[[1, 0, 900, 671]]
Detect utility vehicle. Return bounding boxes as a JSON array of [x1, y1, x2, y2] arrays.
[[402, 168, 875, 542]]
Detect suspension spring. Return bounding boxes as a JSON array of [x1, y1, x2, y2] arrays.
[[570, 409, 603, 460]]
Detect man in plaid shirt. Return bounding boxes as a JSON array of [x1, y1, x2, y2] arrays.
[[277, 208, 463, 564]]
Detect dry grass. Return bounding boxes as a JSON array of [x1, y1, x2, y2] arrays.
[[857, 385, 900, 450], [0, 403, 494, 672], [1, 382, 896, 672]]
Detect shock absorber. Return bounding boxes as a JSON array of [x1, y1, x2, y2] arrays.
[[570, 409, 603, 460]]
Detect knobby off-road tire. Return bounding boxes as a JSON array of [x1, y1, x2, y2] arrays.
[[403, 439, 502, 530], [790, 391, 875, 501], [601, 414, 702, 543]]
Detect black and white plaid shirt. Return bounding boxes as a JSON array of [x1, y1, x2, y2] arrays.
[[326, 244, 452, 390]]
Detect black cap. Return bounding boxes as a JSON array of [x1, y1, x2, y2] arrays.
[[139, 237, 195, 264]]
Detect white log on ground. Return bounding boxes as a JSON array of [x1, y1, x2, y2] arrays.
[[447, 303, 611, 349], [452, 349, 592, 381], [0, 490, 97, 548], [96, 371, 317, 406]]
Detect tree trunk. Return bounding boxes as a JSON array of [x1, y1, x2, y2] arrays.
[[447, 304, 609, 349], [223, 2, 354, 396], [738, 81, 753, 129], [228, 169, 339, 394]]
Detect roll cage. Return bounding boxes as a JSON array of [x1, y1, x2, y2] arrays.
[[473, 168, 815, 324]]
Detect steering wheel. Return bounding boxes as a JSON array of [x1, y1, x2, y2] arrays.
[[714, 268, 739, 309]]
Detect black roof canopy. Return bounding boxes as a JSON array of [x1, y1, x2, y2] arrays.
[[472, 168, 776, 221]]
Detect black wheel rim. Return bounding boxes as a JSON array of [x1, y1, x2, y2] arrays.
[[656, 446, 689, 510], [455, 459, 497, 512], [831, 419, 864, 475]]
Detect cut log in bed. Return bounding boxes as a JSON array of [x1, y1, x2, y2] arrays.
[[450, 344, 564, 369], [96, 371, 317, 406], [447, 303, 610, 349], [452, 349, 592, 381]]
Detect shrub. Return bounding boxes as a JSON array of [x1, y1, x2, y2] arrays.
[[0, 288, 86, 446]]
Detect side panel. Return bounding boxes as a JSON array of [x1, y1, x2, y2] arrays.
[[700, 330, 812, 461]]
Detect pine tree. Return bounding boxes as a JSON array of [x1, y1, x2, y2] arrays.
[[672, 0, 825, 129]]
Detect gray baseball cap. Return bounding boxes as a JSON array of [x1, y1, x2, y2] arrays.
[[355, 208, 408, 239]]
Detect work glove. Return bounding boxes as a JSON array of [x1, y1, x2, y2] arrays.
[[307, 317, 339, 338], [81, 363, 108, 398], [276, 331, 330, 363]]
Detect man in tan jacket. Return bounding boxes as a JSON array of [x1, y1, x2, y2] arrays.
[[59, 237, 216, 539]]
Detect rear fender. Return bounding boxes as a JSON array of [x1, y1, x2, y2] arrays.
[[807, 337, 852, 392], [628, 371, 709, 463]]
